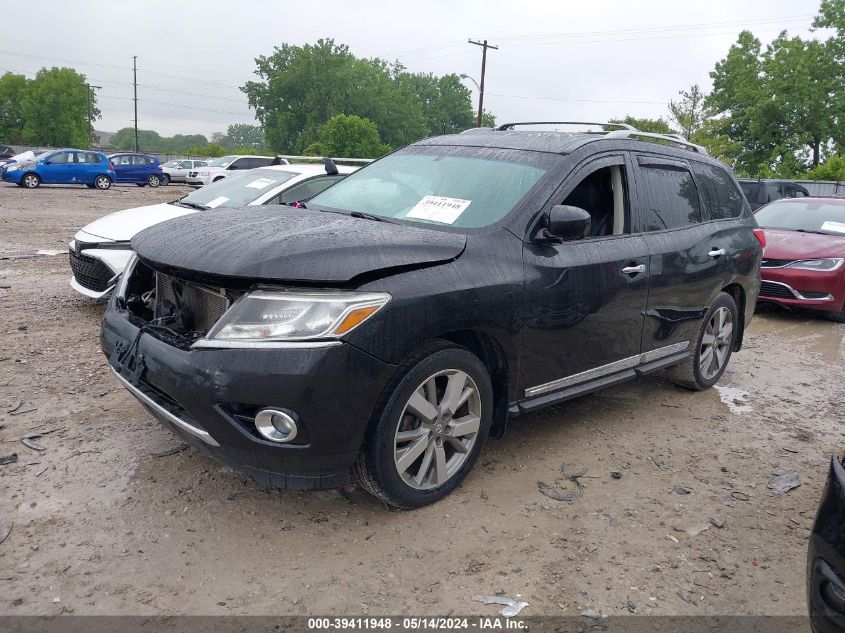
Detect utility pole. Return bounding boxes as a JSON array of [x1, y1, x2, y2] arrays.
[[468, 39, 498, 127], [85, 84, 101, 149], [132, 55, 139, 152]]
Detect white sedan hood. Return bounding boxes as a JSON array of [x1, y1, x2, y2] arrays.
[[77, 202, 197, 242]]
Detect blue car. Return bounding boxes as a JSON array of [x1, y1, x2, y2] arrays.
[[108, 153, 165, 187], [1, 149, 115, 190]]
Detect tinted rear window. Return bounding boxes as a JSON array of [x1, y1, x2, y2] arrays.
[[739, 181, 762, 204], [694, 163, 746, 220], [638, 164, 702, 231]]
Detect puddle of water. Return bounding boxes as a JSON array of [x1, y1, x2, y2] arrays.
[[714, 385, 753, 415]]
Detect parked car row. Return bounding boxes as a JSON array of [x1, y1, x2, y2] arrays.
[[0, 149, 168, 189]]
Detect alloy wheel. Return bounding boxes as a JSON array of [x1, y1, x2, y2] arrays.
[[699, 307, 733, 379], [23, 174, 39, 188], [148, 175, 160, 187], [95, 176, 111, 190], [393, 369, 482, 490]]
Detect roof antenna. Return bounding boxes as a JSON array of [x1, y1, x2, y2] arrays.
[[323, 157, 338, 175]]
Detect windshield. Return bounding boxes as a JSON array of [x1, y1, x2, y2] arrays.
[[310, 146, 553, 229], [755, 200, 845, 235], [208, 155, 239, 168], [162, 160, 179, 168], [179, 168, 298, 208]]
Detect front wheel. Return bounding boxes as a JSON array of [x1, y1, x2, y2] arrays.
[[354, 342, 493, 509], [22, 173, 40, 188], [147, 174, 161, 188], [161, 174, 171, 186], [667, 292, 738, 390], [94, 175, 112, 190]]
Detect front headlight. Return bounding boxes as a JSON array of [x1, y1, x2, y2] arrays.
[[199, 171, 209, 176], [206, 290, 391, 342], [5, 164, 20, 172], [784, 258, 844, 271]]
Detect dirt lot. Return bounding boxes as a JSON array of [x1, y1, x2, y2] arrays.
[[0, 183, 843, 617]]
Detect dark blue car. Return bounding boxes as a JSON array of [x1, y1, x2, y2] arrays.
[[108, 153, 164, 187], [1, 149, 115, 189]]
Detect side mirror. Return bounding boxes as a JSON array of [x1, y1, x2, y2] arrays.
[[544, 205, 591, 241]]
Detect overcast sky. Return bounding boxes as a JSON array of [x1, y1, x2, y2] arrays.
[[0, 0, 824, 139]]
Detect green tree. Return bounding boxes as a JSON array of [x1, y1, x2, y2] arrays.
[[0, 72, 28, 143], [213, 123, 265, 150], [669, 84, 707, 140], [396, 72, 475, 135], [186, 142, 224, 157], [708, 20, 842, 175], [800, 154, 845, 180], [317, 114, 389, 158], [243, 39, 432, 153], [107, 128, 209, 153], [609, 116, 676, 134], [480, 110, 497, 128], [22, 67, 96, 147]]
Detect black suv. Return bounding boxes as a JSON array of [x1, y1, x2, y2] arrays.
[[101, 123, 763, 508], [739, 178, 810, 210]]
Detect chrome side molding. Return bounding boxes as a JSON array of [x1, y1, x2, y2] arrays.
[[524, 341, 690, 398]]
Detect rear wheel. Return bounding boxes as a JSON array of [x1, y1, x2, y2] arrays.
[[94, 175, 112, 190], [161, 174, 171, 186], [354, 342, 493, 509], [22, 173, 40, 189], [147, 174, 161, 188], [667, 292, 738, 390]]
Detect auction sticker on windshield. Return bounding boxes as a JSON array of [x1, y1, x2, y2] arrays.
[[405, 195, 471, 224], [821, 220, 845, 234], [205, 196, 230, 209], [246, 178, 276, 190]]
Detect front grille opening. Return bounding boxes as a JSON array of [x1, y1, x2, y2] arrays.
[[760, 280, 795, 300], [123, 260, 237, 343], [69, 250, 114, 292]]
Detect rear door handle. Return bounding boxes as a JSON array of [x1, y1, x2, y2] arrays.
[[708, 248, 726, 258], [621, 264, 646, 275]]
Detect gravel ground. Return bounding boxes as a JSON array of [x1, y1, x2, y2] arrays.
[[0, 183, 843, 617]]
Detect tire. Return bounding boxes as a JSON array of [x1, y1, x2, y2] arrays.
[[827, 305, 845, 323], [22, 173, 40, 189], [94, 175, 112, 190], [147, 174, 161, 188], [161, 174, 171, 186], [667, 292, 738, 390], [353, 341, 493, 509]]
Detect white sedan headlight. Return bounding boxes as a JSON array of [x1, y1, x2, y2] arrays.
[[784, 258, 844, 271], [205, 290, 390, 342]]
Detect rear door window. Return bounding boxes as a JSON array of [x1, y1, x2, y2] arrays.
[[636, 160, 702, 231], [692, 163, 746, 220], [49, 152, 71, 164]]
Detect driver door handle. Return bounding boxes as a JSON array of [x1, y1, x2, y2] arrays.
[[621, 264, 646, 275], [708, 248, 726, 258]]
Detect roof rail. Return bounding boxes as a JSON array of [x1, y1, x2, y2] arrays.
[[271, 155, 374, 165], [494, 121, 636, 131], [602, 129, 709, 155]]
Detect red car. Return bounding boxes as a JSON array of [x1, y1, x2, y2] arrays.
[[755, 197, 845, 321]]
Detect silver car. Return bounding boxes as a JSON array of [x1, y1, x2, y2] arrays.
[[161, 159, 208, 184]]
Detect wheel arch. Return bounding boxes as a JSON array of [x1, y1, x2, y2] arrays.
[[721, 282, 746, 351], [437, 329, 511, 439]]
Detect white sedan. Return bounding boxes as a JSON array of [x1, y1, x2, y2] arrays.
[[69, 163, 356, 299]]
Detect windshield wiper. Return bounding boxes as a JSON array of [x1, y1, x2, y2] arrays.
[[349, 211, 389, 223], [177, 200, 210, 211], [794, 229, 828, 235]]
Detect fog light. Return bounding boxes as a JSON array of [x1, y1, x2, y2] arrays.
[[255, 409, 298, 443]]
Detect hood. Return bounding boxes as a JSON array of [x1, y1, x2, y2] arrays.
[[131, 206, 467, 283], [762, 228, 845, 260], [78, 202, 196, 242]]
